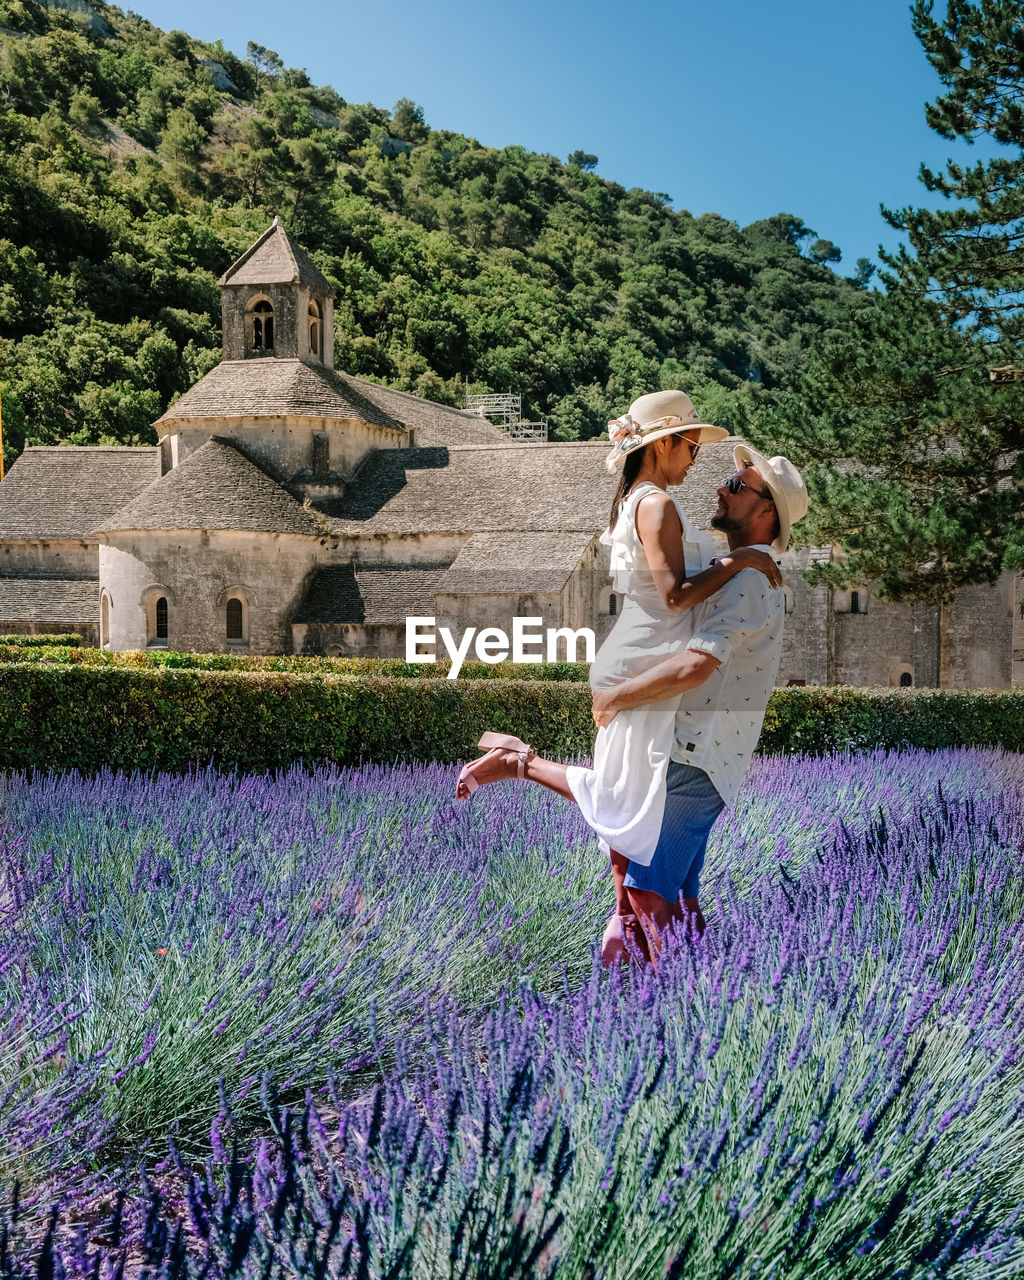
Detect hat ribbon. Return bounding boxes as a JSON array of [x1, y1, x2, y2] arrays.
[[605, 413, 699, 470]]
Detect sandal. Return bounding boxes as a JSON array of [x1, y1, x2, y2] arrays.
[[456, 733, 534, 800]]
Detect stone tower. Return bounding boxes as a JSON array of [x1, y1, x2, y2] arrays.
[[218, 216, 335, 367]]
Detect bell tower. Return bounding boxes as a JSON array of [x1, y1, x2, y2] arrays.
[[218, 217, 335, 368]]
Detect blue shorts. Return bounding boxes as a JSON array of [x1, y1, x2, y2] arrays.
[[623, 763, 725, 904]]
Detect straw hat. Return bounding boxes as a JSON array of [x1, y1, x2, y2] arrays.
[[605, 389, 729, 473], [732, 442, 808, 554]]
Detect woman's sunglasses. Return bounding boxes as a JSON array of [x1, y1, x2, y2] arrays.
[[726, 471, 773, 500]]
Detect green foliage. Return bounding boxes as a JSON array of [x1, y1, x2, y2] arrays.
[[770, 0, 1024, 596], [0, 0, 870, 468], [0, 632, 82, 646], [1, 659, 1021, 774], [760, 288, 1018, 599]]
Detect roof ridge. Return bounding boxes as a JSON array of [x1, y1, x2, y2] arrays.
[[218, 220, 334, 292], [20, 445, 160, 453], [341, 372, 482, 419]]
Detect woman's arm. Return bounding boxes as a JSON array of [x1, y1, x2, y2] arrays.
[[635, 492, 783, 614]]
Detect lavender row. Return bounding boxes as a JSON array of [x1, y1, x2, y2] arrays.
[[0, 749, 1021, 1275]]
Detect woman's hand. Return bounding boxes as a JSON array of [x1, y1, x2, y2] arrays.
[[724, 547, 783, 589], [592, 687, 619, 729]]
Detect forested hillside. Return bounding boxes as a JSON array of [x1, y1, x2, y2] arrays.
[[0, 0, 877, 464]]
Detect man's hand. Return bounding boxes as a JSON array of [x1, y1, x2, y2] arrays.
[[593, 649, 722, 725], [592, 687, 619, 729]]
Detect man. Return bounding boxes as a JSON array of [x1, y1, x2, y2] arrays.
[[455, 444, 807, 968], [594, 445, 807, 964]]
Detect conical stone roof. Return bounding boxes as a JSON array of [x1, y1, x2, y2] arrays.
[[218, 217, 334, 293]]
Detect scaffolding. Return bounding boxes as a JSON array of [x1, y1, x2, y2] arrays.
[[466, 391, 548, 441]]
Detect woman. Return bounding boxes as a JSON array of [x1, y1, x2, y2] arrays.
[[456, 390, 781, 962]]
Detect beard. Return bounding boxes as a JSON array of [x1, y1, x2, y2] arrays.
[[710, 509, 741, 534]]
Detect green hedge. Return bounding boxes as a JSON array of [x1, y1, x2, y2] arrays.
[[0, 633, 82, 648], [0, 663, 1022, 774], [0, 645, 590, 680]]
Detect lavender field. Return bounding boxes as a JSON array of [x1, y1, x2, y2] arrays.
[[1, 748, 1023, 1278]]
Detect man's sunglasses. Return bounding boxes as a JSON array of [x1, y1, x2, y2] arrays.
[[726, 471, 773, 500]]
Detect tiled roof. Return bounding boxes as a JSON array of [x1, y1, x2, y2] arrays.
[[98, 438, 322, 536], [326, 436, 739, 539], [437, 531, 597, 594], [219, 218, 334, 292], [156, 361, 407, 429], [330, 442, 615, 535], [0, 578, 97, 622], [342, 376, 507, 447], [156, 359, 507, 448], [294, 564, 449, 624], [0, 447, 161, 540]]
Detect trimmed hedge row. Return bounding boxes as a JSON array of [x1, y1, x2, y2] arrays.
[[0, 663, 1022, 774], [0, 665, 592, 773], [0, 633, 83, 648], [0, 645, 590, 680]]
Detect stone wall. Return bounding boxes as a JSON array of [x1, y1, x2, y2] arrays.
[[163, 416, 407, 486], [99, 529, 321, 654], [221, 284, 334, 367], [0, 539, 98, 579], [832, 594, 940, 687], [294, 621, 405, 658], [776, 548, 832, 686], [939, 574, 1013, 688], [333, 532, 468, 569], [0, 619, 99, 645]]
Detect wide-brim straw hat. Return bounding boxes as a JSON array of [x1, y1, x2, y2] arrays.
[[732, 442, 808, 554], [605, 389, 729, 473]]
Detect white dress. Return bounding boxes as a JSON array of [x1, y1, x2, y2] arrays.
[[565, 481, 716, 866]]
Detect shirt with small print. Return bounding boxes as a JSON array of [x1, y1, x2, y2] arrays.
[[671, 544, 785, 806]]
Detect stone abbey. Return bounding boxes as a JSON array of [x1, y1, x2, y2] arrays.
[[0, 220, 1021, 688]]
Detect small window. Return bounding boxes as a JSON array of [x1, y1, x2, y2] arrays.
[[889, 664, 915, 687], [609, 593, 617, 617], [101, 593, 110, 647], [850, 591, 861, 615], [251, 300, 274, 351], [308, 300, 321, 358], [226, 597, 244, 641], [900, 672, 913, 687], [155, 596, 168, 644], [787, 679, 807, 687], [312, 433, 329, 481]]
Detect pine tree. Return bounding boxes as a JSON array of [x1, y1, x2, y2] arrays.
[[765, 0, 1024, 599], [884, 0, 1024, 341]]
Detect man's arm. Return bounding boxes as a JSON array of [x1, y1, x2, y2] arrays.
[[592, 649, 720, 728]]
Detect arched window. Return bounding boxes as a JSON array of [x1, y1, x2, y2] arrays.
[[900, 671, 913, 687], [100, 593, 110, 648], [226, 597, 244, 641], [251, 300, 274, 351], [889, 664, 915, 688], [609, 593, 617, 617], [308, 300, 321, 358], [155, 596, 168, 644]]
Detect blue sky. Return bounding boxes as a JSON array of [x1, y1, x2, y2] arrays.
[[131, 0, 995, 270]]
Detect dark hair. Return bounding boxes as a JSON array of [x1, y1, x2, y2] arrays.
[[608, 446, 646, 531]]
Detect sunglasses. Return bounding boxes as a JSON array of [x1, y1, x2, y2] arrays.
[[726, 471, 773, 500]]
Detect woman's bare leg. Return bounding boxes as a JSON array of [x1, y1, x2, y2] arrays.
[[602, 849, 651, 966], [457, 747, 576, 801], [623, 886, 688, 971]]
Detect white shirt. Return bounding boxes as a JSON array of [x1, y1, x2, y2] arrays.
[[670, 544, 785, 805]]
